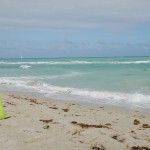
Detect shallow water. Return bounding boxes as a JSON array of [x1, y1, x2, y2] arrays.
[[0, 56, 150, 110]]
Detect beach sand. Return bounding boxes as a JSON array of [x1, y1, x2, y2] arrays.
[[0, 93, 150, 150]]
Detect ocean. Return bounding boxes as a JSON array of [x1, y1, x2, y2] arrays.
[[0, 57, 150, 111]]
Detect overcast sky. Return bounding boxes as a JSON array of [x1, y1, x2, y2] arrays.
[[0, 0, 150, 58]]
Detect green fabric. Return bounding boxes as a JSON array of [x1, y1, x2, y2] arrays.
[[0, 96, 11, 120]]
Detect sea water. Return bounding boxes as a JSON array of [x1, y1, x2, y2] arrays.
[[0, 57, 150, 111]]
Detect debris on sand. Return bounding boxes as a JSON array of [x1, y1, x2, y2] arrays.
[[71, 121, 77, 124], [111, 135, 125, 143], [62, 109, 69, 112], [30, 99, 39, 104], [131, 146, 150, 150], [142, 124, 150, 129], [112, 135, 118, 140], [39, 119, 53, 123], [133, 119, 140, 125], [6, 102, 15, 106], [43, 125, 49, 129], [91, 144, 106, 150], [49, 107, 58, 109], [71, 121, 111, 129]]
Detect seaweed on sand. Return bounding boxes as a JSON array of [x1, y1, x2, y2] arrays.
[[131, 146, 150, 150], [142, 124, 150, 128], [133, 119, 140, 125], [39, 119, 53, 123], [71, 121, 111, 129]]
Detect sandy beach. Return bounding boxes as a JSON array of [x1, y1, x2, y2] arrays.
[[0, 93, 150, 150]]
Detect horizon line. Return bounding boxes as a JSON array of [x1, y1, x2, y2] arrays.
[[0, 55, 150, 59]]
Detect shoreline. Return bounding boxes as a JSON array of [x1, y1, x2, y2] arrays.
[[0, 92, 150, 150], [1, 89, 150, 113]]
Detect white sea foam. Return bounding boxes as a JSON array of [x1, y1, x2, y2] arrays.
[[0, 60, 150, 65], [0, 78, 150, 109], [0, 72, 81, 84], [110, 60, 150, 64], [20, 65, 31, 69]]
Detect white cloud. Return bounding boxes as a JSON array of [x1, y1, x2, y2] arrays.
[[0, 0, 150, 31]]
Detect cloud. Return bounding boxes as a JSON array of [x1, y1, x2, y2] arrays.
[[0, 0, 150, 31], [0, 37, 150, 58]]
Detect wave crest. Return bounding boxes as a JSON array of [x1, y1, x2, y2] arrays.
[[20, 65, 31, 69], [0, 60, 150, 65]]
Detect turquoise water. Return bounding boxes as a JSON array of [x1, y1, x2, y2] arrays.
[[0, 57, 150, 110]]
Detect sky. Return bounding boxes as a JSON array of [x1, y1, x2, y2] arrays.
[[0, 0, 150, 58]]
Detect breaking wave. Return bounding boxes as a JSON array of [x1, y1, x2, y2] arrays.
[[0, 78, 150, 110], [20, 65, 31, 69], [0, 60, 150, 65]]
